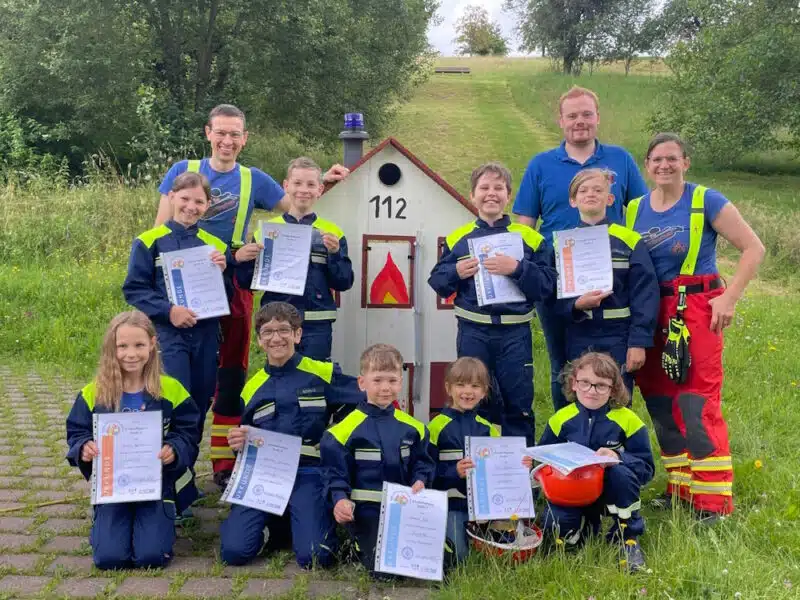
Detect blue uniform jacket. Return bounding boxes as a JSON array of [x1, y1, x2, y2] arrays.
[[428, 216, 557, 324], [237, 213, 354, 320], [556, 221, 659, 349], [428, 407, 500, 511], [65, 375, 200, 501], [239, 353, 364, 466], [320, 401, 436, 506], [122, 220, 233, 327], [539, 402, 655, 485]]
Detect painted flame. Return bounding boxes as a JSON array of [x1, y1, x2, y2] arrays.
[[369, 252, 409, 305]]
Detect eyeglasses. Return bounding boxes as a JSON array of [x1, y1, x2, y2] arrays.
[[211, 129, 244, 140], [259, 327, 295, 339], [575, 379, 611, 394]]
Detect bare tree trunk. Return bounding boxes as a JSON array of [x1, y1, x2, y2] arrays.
[[194, 0, 220, 111]]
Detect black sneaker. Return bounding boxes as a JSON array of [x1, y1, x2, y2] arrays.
[[620, 540, 646, 573], [213, 470, 232, 490]]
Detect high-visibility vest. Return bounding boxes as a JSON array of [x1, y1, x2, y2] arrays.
[[626, 185, 707, 276], [186, 159, 252, 248]]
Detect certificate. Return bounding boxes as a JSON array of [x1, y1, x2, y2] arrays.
[[91, 411, 163, 505], [374, 482, 448, 581], [161, 245, 230, 319], [251, 221, 313, 295], [466, 436, 534, 521], [468, 232, 525, 306], [221, 428, 301, 516], [525, 442, 619, 475], [553, 225, 613, 299]]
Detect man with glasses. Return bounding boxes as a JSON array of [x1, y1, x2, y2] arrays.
[[155, 104, 349, 488]]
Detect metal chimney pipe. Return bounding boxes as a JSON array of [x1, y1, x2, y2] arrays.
[[339, 113, 369, 169]]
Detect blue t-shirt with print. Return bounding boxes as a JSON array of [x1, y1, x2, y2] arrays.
[[632, 182, 729, 283], [158, 159, 284, 245], [120, 390, 145, 413], [513, 140, 648, 245]]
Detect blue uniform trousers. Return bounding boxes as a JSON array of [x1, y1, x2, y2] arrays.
[[91, 500, 175, 570], [457, 320, 535, 445], [535, 301, 569, 411], [220, 467, 336, 568], [543, 463, 645, 546], [298, 321, 333, 361], [565, 333, 634, 398], [348, 503, 381, 573], [445, 508, 470, 567]]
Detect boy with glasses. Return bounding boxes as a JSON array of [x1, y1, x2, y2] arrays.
[[219, 302, 363, 569]]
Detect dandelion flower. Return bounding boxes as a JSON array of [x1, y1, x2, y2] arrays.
[[626, 539, 637, 546], [754, 459, 763, 469], [555, 538, 564, 546]]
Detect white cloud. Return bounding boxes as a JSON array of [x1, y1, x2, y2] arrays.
[[428, 0, 527, 56]]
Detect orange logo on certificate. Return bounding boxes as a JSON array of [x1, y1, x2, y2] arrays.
[[392, 492, 410, 505], [249, 436, 265, 448], [477, 447, 491, 459], [562, 238, 576, 293], [171, 258, 185, 269], [265, 229, 280, 241]]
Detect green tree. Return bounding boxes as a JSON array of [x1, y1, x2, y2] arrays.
[[0, 0, 438, 173], [601, 0, 658, 75], [504, 0, 618, 74], [454, 5, 509, 56], [652, 0, 800, 166]]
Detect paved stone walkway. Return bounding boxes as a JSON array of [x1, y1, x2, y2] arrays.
[[0, 368, 433, 599]]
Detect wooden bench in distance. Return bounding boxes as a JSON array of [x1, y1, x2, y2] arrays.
[[434, 66, 471, 74]]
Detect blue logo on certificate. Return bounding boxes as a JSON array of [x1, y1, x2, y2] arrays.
[[492, 493, 504, 505], [478, 244, 496, 300], [401, 546, 414, 560]]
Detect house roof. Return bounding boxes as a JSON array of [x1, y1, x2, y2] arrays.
[[323, 137, 478, 216]]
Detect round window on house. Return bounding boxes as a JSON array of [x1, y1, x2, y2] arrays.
[[378, 162, 402, 186]]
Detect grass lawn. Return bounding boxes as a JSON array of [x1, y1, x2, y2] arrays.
[[1, 57, 799, 599]]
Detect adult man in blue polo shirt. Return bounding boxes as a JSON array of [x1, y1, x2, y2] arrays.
[[513, 86, 648, 410]]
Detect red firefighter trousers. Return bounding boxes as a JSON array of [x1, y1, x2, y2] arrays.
[[636, 274, 733, 514]]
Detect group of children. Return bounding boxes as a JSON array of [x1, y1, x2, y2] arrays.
[[66, 157, 661, 575]]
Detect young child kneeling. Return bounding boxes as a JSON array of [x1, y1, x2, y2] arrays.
[[66, 311, 200, 570], [428, 357, 499, 567], [525, 352, 655, 571], [320, 344, 436, 579]]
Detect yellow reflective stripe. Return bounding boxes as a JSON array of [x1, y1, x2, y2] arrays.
[[81, 382, 97, 411], [606, 500, 641, 519], [297, 357, 334, 383], [299, 399, 327, 409], [304, 310, 338, 321], [351, 489, 383, 502], [606, 407, 646, 438], [453, 306, 492, 324], [608, 223, 641, 251], [690, 480, 732, 496], [175, 469, 193, 492], [668, 471, 691, 486], [186, 159, 201, 173], [210, 424, 235, 436], [328, 409, 368, 446], [312, 217, 344, 239], [548, 403, 580, 438], [603, 307, 631, 319], [508, 223, 544, 251], [447, 489, 467, 499], [160, 375, 190, 408], [475, 415, 500, 437], [301, 445, 320, 458], [231, 166, 252, 248], [689, 456, 733, 471], [500, 311, 535, 324], [137, 224, 172, 249], [446, 222, 478, 250], [242, 370, 270, 406], [625, 197, 642, 229], [428, 414, 452, 446], [439, 450, 464, 461], [197, 229, 228, 254], [210, 447, 236, 460], [393, 409, 426, 441], [680, 185, 706, 276], [355, 449, 382, 461], [661, 453, 690, 468]]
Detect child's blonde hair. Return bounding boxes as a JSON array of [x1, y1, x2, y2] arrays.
[[287, 156, 322, 181], [444, 357, 490, 403], [94, 311, 162, 411], [561, 352, 630, 408], [360, 343, 403, 374], [568, 168, 614, 201], [470, 162, 512, 194], [171, 171, 211, 202]]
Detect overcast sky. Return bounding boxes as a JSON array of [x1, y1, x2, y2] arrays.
[[428, 0, 522, 56]]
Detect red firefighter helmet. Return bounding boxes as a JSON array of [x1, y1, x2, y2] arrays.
[[533, 464, 605, 507], [466, 520, 543, 563]]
